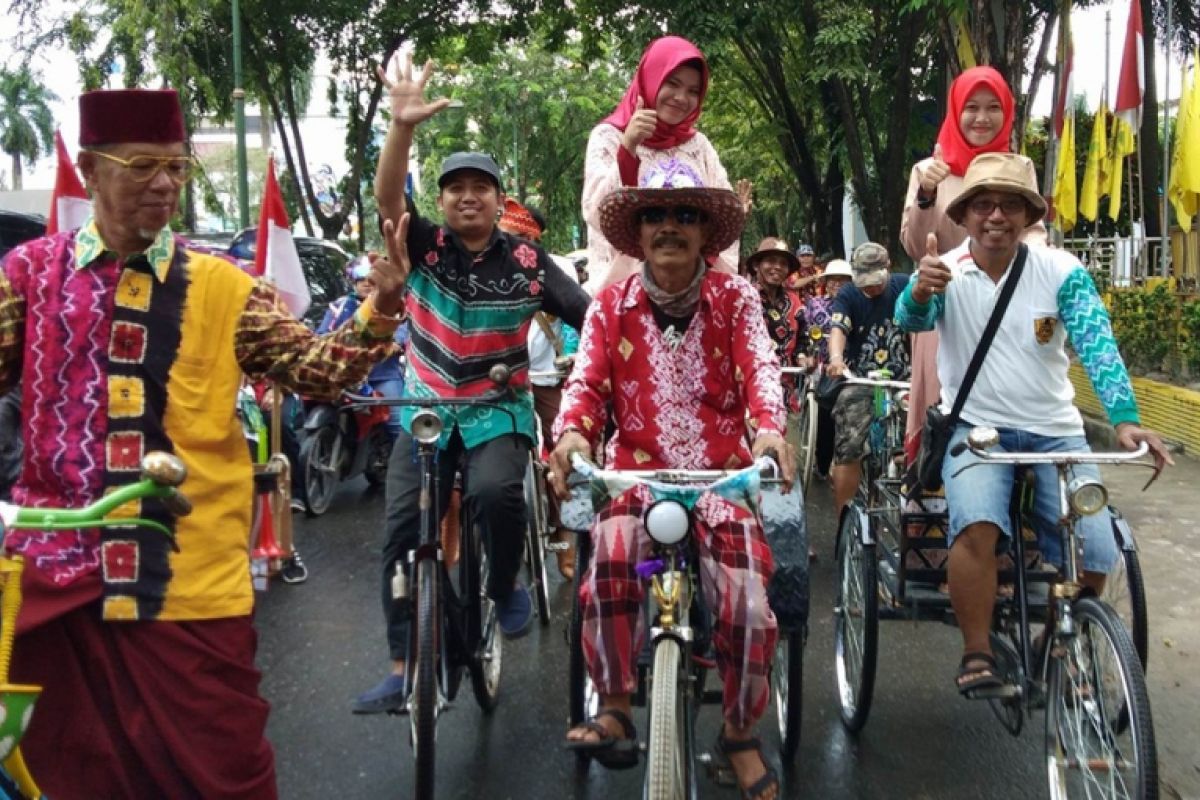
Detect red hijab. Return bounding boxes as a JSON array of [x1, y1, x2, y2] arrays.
[[935, 66, 1015, 176], [601, 36, 709, 150]]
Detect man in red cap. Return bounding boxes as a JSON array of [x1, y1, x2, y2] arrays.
[[0, 88, 409, 798]]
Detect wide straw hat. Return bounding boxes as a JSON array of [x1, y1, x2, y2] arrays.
[[745, 237, 801, 275], [945, 152, 1048, 225], [597, 160, 745, 261]]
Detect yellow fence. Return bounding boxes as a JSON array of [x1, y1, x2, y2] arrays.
[[1069, 364, 1200, 453]]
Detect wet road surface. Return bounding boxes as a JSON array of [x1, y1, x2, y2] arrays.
[[258, 476, 1056, 799]]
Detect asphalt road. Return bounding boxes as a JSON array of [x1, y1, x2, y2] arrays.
[[257, 474, 1061, 800]]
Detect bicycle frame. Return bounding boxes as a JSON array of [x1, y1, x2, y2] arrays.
[[345, 382, 518, 800], [952, 429, 1154, 703], [0, 452, 189, 800], [569, 454, 778, 798]]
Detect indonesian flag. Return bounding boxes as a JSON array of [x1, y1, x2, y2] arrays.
[[46, 130, 91, 235], [253, 160, 310, 318], [1113, 0, 1144, 131]]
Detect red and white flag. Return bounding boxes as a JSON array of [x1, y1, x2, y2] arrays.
[[253, 160, 310, 318], [1113, 0, 1144, 130], [46, 130, 91, 235]]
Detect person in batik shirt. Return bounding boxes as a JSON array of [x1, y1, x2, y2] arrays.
[[802, 258, 853, 479], [551, 161, 790, 800], [746, 237, 804, 415]]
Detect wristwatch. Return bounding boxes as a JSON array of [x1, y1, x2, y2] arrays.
[[916, 190, 936, 210]]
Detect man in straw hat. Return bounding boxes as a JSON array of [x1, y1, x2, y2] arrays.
[[0, 88, 410, 797], [746, 237, 805, 415], [896, 151, 1172, 698], [549, 160, 790, 800]]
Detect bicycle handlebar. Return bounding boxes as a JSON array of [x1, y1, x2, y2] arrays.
[[841, 375, 912, 391], [0, 452, 190, 547], [570, 452, 781, 484], [951, 438, 1152, 466]]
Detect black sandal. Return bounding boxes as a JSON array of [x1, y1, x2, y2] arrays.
[[714, 734, 779, 800], [956, 651, 1004, 698], [563, 708, 639, 770]]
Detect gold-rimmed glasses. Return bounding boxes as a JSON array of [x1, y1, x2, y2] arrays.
[[89, 151, 196, 184]]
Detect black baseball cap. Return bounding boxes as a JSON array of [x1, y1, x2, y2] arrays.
[[437, 152, 502, 189]]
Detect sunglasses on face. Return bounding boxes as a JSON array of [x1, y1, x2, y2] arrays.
[[90, 151, 196, 184], [967, 197, 1027, 216], [636, 205, 707, 226]]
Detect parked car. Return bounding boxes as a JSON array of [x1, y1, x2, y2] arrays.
[[0, 212, 44, 499], [0, 211, 47, 259], [228, 228, 352, 328]]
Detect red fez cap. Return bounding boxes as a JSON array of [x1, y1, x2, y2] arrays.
[[79, 89, 186, 147], [498, 197, 542, 241]]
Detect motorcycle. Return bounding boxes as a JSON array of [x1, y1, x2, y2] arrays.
[[298, 388, 394, 516]]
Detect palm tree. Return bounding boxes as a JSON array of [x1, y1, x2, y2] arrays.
[[0, 67, 57, 191]]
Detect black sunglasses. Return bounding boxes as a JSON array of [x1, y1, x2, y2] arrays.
[[637, 205, 707, 226]]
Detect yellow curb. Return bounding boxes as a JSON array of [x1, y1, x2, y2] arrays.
[[1069, 364, 1200, 453]]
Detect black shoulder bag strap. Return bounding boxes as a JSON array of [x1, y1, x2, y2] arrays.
[[946, 242, 1029, 425]]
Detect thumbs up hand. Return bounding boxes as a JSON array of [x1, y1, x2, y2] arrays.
[[622, 95, 659, 153], [913, 232, 952, 304], [918, 143, 951, 195]]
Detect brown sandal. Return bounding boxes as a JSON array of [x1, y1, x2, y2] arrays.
[[563, 708, 638, 769], [714, 734, 779, 800]]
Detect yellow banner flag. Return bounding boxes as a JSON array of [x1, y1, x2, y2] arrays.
[[1107, 117, 1135, 220], [1052, 1, 1077, 232], [1168, 53, 1199, 232], [1080, 104, 1109, 221]]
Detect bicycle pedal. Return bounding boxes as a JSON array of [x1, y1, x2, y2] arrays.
[[703, 754, 738, 787], [966, 683, 1021, 701]]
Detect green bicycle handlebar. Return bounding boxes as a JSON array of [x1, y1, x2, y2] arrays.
[[1, 452, 191, 547]]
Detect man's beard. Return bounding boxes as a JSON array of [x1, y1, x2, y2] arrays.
[[137, 227, 164, 242]]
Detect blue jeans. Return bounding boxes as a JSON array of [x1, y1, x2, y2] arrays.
[[942, 425, 1119, 574], [370, 378, 404, 437]]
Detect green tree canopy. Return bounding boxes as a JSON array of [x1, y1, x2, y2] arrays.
[[0, 66, 57, 191]]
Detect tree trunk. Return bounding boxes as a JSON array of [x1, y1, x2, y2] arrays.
[[266, 89, 315, 237], [1138, 0, 1161, 238], [11, 154, 21, 191]]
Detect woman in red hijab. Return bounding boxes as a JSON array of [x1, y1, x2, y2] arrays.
[[899, 66, 1048, 464], [581, 36, 741, 291]]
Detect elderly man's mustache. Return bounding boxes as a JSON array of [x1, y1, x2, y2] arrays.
[[652, 233, 689, 249]]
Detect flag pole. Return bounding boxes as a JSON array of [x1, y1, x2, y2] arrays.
[[1160, 0, 1173, 278], [1096, 9, 1111, 241]]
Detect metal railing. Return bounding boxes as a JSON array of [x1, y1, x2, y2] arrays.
[[1063, 228, 1200, 292]]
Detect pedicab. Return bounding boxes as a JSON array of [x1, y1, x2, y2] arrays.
[[562, 450, 810, 798]]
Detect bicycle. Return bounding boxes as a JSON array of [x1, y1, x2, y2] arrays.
[[346, 365, 518, 800], [0, 452, 190, 800], [834, 423, 1158, 799], [564, 452, 808, 797], [781, 366, 818, 497], [522, 356, 577, 625]]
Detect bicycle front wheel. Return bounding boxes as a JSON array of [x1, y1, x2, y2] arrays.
[[1102, 545, 1149, 672], [523, 460, 551, 625], [772, 627, 805, 763], [467, 522, 502, 711], [412, 558, 439, 800], [646, 637, 688, 800], [1045, 596, 1158, 800], [797, 390, 818, 497], [833, 504, 878, 732]]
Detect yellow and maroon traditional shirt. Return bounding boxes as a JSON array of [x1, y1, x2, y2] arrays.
[[0, 220, 399, 621]]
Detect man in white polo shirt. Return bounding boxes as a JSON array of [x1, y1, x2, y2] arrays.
[[895, 152, 1172, 697]]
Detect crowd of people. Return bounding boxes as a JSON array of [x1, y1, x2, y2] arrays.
[[0, 32, 1175, 800]]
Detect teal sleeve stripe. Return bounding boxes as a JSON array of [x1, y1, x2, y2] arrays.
[[894, 276, 941, 331], [1058, 266, 1140, 426]]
